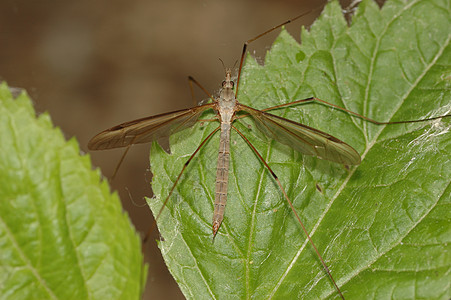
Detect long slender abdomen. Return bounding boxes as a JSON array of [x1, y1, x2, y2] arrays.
[[212, 122, 231, 236]]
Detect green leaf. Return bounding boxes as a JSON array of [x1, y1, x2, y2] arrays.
[[148, 0, 450, 299], [0, 83, 146, 299]]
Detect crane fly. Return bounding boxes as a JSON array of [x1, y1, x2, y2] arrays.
[[88, 7, 450, 299]]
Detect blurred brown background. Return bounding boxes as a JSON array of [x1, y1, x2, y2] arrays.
[[0, 0, 383, 298]]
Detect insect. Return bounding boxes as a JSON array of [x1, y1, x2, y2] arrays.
[[88, 4, 450, 299]]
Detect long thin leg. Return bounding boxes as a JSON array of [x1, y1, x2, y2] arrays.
[[235, 7, 323, 97], [232, 125, 344, 299], [188, 76, 216, 103], [143, 126, 221, 243], [188, 77, 198, 106], [261, 97, 451, 124], [235, 97, 450, 124], [109, 145, 132, 180]]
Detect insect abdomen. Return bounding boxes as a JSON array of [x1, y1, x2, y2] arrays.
[[212, 122, 231, 236]]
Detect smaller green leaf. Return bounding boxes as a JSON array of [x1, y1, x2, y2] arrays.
[[0, 83, 146, 299]]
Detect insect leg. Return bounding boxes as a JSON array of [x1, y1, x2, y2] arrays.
[[232, 124, 344, 299]]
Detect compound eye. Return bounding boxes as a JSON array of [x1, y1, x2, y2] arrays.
[[230, 81, 235, 88], [222, 80, 226, 87]]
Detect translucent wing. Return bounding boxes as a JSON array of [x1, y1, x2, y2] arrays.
[[88, 103, 215, 150], [237, 104, 361, 165]]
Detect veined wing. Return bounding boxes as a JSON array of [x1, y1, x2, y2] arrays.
[[237, 104, 361, 165], [88, 103, 215, 150]]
